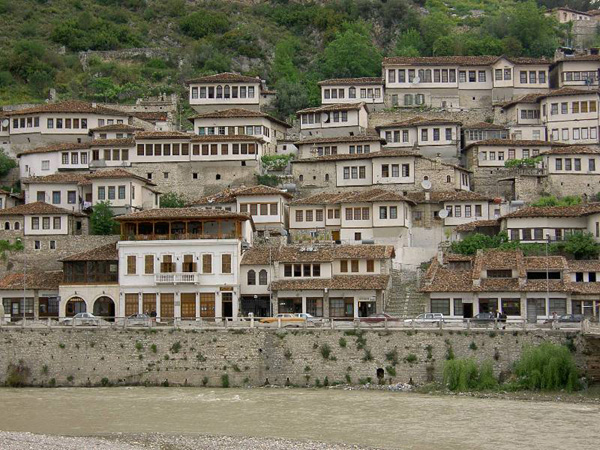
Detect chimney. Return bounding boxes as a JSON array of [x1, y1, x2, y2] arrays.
[[425, 192, 430, 201]]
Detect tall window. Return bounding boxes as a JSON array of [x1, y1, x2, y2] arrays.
[[127, 255, 136, 275], [221, 254, 232, 274], [247, 270, 256, 285], [259, 269, 268, 285], [144, 255, 154, 274]]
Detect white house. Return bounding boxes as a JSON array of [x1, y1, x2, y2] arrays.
[[294, 135, 385, 159], [551, 54, 600, 89], [0, 201, 87, 237], [90, 123, 144, 140], [296, 103, 369, 138], [318, 77, 384, 110], [116, 208, 254, 320]]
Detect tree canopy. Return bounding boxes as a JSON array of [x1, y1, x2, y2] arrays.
[[90, 201, 118, 235]]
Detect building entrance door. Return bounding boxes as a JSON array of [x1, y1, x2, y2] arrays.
[[463, 303, 473, 318]]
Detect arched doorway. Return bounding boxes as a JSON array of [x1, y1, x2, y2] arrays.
[[93, 296, 115, 321], [66, 297, 86, 317]]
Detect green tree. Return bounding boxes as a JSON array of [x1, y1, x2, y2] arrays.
[[320, 26, 382, 78], [90, 201, 117, 235], [180, 10, 230, 39], [159, 192, 187, 208], [563, 232, 600, 259], [0, 149, 17, 178], [394, 29, 423, 57], [531, 195, 582, 207], [449, 232, 508, 255], [421, 12, 455, 55]]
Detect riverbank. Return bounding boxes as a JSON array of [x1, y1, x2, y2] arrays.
[[0, 432, 376, 450]]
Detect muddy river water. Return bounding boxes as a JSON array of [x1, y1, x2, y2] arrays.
[[0, 387, 598, 449]]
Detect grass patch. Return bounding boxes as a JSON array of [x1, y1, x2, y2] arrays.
[[320, 343, 331, 360], [170, 341, 182, 353], [514, 342, 579, 392], [221, 373, 230, 388], [404, 353, 418, 364], [151, 344, 157, 353], [443, 358, 497, 392], [385, 366, 396, 376], [5, 360, 30, 387], [385, 348, 399, 365], [338, 337, 347, 348], [362, 348, 373, 362]]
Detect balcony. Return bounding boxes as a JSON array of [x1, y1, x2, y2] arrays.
[[155, 273, 199, 284]]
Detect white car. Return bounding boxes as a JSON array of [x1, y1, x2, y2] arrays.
[[404, 313, 445, 324], [294, 313, 322, 325], [62, 312, 100, 326]]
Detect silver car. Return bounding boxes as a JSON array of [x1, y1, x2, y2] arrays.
[[126, 313, 152, 327], [404, 313, 445, 325], [62, 312, 100, 326]]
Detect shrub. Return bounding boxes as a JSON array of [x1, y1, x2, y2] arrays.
[[5, 360, 30, 387], [100, 377, 110, 387], [160, 192, 187, 208], [469, 341, 478, 351], [151, 344, 157, 353], [385, 348, 399, 365], [135, 341, 143, 351], [514, 342, 579, 392], [320, 343, 331, 360], [338, 337, 347, 348], [256, 174, 280, 187], [91, 201, 117, 235], [180, 10, 230, 39], [362, 349, 373, 362], [443, 358, 498, 392], [170, 341, 181, 353], [221, 373, 230, 388], [385, 366, 396, 376], [405, 354, 417, 364]]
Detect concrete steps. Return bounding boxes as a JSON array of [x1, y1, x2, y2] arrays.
[[385, 269, 427, 318]]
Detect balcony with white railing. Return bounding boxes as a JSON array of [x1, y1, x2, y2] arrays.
[[155, 273, 199, 284]]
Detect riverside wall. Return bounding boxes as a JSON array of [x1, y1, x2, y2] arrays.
[[0, 328, 592, 388]]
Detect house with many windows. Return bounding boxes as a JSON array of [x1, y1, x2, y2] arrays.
[[0, 202, 87, 237], [550, 54, 600, 89], [296, 103, 369, 138], [90, 123, 144, 140], [240, 244, 394, 319], [116, 208, 254, 321], [318, 77, 385, 110], [422, 249, 600, 320], [540, 146, 600, 198], [462, 122, 509, 146], [0, 271, 62, 322], [294, 134, 385, 159]]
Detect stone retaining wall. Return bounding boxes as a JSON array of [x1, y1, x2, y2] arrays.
[[0, 328, 590, 388]]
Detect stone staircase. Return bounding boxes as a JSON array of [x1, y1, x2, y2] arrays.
[[385, 268, 427, 318], [584, 335, 600, 384]]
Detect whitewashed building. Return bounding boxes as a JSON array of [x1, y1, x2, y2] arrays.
[[296, 103, 369, 138], [294, 134, 385, 159], [318, 77, 384, 110]]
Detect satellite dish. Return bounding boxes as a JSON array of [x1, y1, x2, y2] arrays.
[[412, 76, 421, 85], [421, 179, 432, 190], [1, 119, 8, 128], [438, 209, 449, 219]]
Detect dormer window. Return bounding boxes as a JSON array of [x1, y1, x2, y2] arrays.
[[487, 269, 512, 278]]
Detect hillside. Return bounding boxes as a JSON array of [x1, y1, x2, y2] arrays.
[[0, 0, 593, 120]]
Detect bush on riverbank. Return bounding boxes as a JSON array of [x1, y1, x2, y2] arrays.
[[443, 358, 498, 392], [514, 342, 580, 392]]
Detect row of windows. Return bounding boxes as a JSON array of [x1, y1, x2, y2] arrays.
[[61, 151, 89, 165], [518, 71, 547, 84], [562, 71, 597, 82], [342, 166, 367, 180], [388, 68, 457, 84], [283, 264, 321, 277], [97, 119, 125, 127], [97, 132, 132, 139], [345, 207, 370, 221], [520, 109, 540, 120], [191, 85, 256, 99], [316, 146, 337, 156], [36, 190, 77, 205], [445, 204, 483, 218], [31, 216, 62, 230], [98, 185, 128, 201], [385, 128, 453, 143], [239, 203, 278, 216], [555, 157, 596, 172], [323, 87, 381, 99], [33, 240, 57, 250], [300, 111, 349, 125], [548, 100, 597, 115], [2, 221, 20, 230], [340, 259, 374, 273], [197, 125, 270, 138], [387, 67, 547, 85], [295, 209, 324, 222], [247, 269, 268, 285], [381, 163, 410, 178], [480, 148, 540, 161], [391, 93, 425, 107], [550, 127, 598, 141], [466, 129, 508, 141], [378, 206, 399, 219], [91, 148, 129, 162], [127, 254, 232, 275], [508, 228, 584, 241], [135, 142, 257, 157]]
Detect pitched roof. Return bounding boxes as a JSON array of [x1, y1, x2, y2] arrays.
[[454, 219, 500, 232], [503, 204, 600, 219], [539, 87, 597, 98], [6, 100, 128, 117], [383, 55, 550, 66], [135, 131, 192, 140], [464, 122, 508, 130], [271, 275, 390, 291], [90, 138, 135, 147], [115, 207, 252, 222], [296, 103, 367, 114], [0, 271, 62, 290], [524, 256, 568, 270], [497, 93, 545, 108], [556, 54, 600, 62], [131, 112, 168, 122], [566, 259, 600, 272], [541, 145, 600, 155], [90, 124, 144, 132], [60, 242, 118, 262], [0, 201, 84, 216], [406, 191, 491, 203], [318, 77, 383, 86], [376, 116, 461, 128], [188, 108, 290, 128], [185, 72, 260, 84], [190, 134, 264, 143], [191, 185, 292, 206], [241, 244, 395, 265], [294, 134, 385, 146], [23, 169, 155, 186], [17, 142, 91, 156], [83, 168, 156, 185], [290, 189, 413, 206]]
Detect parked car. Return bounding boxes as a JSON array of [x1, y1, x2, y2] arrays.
[[404, 313, 445, 324], [259, 313, 305, 325], [545, 314, 584, 324], [62, 313, 100, 326], [126, 313, 152, 327], [466, 312, 496, 323], [294, 313, 322, 325], [360, 313, 400, 323]]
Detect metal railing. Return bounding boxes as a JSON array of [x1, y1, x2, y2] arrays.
[[1, 316, 598, 333], [154, 273, 198, 284]]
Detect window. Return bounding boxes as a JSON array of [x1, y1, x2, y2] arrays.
[[390, 206, 397, 219], [49, 240, 56, 250], [53, 217, 61, 229], [98, 186, 105, 200], [118, 185, 126, 200], [366, 260, 374, 273], [565, 158, 572, 170], [556, 158, 562, 170], [144, 255, 154, 274], [351, 260, 359, 273], [379, 206, 387, 219], [52, 191, 61, 204], [478, 70, 486, 82], [495, 69, 502, 81], [340, 260, 348, 272], [590, 159, 596, 172], [222, 254, 232, 274], [108, 186, 116, 200], [67, 191, 76, 204], [575, 159, 581, 171], [520, 71, 527, 83], [127, 255, 136, 275], [431, 299, 450, 315], [31, 217, 39, 229], [259, 269, 268, 285], [445, 128, 452, 140], [561, 103, 568, 114], [247, 270, 256, 285], [454, 206, 461, 217], [202, 254, 212, 273], [295, 210, 303, 222]]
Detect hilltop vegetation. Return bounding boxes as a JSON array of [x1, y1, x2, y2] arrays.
[[0, 0, 591, 119]]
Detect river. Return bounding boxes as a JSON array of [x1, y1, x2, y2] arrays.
[[0, 387, 598, 449]]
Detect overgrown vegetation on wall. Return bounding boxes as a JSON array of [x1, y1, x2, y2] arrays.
[[0, 0, 583, 119]]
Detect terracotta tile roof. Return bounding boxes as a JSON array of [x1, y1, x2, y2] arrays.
[[191, 185, 292, 206], [421, 268, 474, 292], [541, 146, 600, 155], [131, 112, 168, 122], [84, 168, 156, 185], [190, 134, 264, 143], [271, 274, 390, 291], [318, 77, 383, 86], [478, 249, 524, 271], [90, 138, 135, 147], [115, 207, 252, 222], [454, 219, 500, 232], [22, 173, 90, 185], [17, 142, 91, 156], [567, 260, 600, 271], [61, 243, 118, 262], [241, 244, 395, 265], [463, 122, 507, 130], [6, 100, 128, 117], [188, 108, 291, 128], [556, 54, 600, 62], [567, 282, 600, 294], [185, 72, 260, 84], [135, 131, 191, 140], [383, 56, 499, 66], [407, 191, 491, 203], [497, 93, 545, 108], [377, 116, 461, 128], [294, 134, 385, 146], [296, 102, 367, 114], [0, 271, 62, 290], [503, 204, 600, 219], [524, 256, 568, 270], [0, 202, 84, 216], [90, 124, 144, 132], [444, 254, 474, 263], [539, 87, 596, 98], [290, 189, 413, 205], [290, 192, 344, 205], [464, 139, 562, 150], [234, 185, 293, 198]]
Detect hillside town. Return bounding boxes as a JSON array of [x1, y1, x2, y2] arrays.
[[3, 31, 600, 325]]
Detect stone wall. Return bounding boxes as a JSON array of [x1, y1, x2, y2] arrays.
[[0, 328, 590, 388], [368, 108, 495, 130]]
